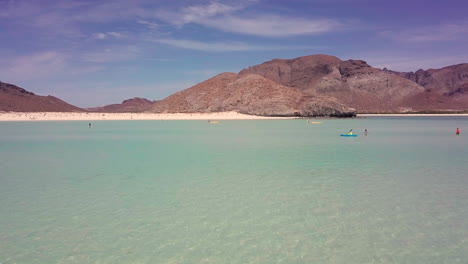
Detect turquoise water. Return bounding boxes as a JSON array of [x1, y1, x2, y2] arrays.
[[0, 117, 467, 263]]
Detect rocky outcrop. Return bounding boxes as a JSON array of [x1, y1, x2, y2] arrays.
[[151, 72, 239, 113], [240, 54, 342, 95], [89, 97, 155, 112], [152, 54, 468, 115], [240, 55, 425, 113], [151, 73, 356, 117], [388, 64, 468, 93], [386, 64, 468, 110], [0, 81, 83, 112]]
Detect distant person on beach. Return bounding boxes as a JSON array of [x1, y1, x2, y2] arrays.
[[348, 129, 353, 135], [456, 128, 460, 135]]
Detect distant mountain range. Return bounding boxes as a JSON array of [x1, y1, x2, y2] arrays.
[[236, 55, 468, 113], [384, 64, 468, 111], [1, 54, 467, 116], [87, 97, 155, 113]]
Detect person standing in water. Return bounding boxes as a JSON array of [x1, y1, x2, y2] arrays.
[[456, 128, 460, 135], [89, 123, 92, 128], [364, 129, 368, 136]]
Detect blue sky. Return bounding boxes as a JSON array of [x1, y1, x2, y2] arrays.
[[1, 0, 467, 107]]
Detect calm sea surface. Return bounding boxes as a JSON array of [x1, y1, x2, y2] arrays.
[[0, 117, 467, 263]]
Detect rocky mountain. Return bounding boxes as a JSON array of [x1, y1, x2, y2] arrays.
[[239, 55, 426, 113], [385, 63, 468, 111], [2, 54, 467, 115], [88, 97, 155, 112], [0, 81, 83, 112], [150, 54, 468, 115], [151, 73, 355, 117]]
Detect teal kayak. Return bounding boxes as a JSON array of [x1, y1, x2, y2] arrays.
[[340, 134, 358, 137]]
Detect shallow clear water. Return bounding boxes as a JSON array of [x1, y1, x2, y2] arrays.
[[0, 117, 467, 263]]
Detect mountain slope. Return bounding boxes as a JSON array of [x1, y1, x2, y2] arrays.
[[387, 64, 468, 110], [151, 73, 355, 117], [240, 55, 426, 112], [0, 81, 83, 112], [89, 97, 155, 112]]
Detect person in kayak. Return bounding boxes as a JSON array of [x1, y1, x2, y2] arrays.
[[456, 128, 460, 135], [348, 129, 353, 135]]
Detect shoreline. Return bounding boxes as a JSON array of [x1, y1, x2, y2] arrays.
[[0, 111, 293, 121], [1, 112, 468, 121]]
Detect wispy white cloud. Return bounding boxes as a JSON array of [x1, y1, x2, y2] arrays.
[[69, 0, 151, 23], [107, 32, 125, 38], [380, 21, 468, 43], [0, 0, 151, 23], [93, 32, 126, 40], [81, 46, 140, 63], [3, 0, 342, 41], [0, 51, 67, 81], [1, 0, 151, 41], [198, 15, 341, 37], [155, 38, 313, 52], [2, 0, 342, 47], [69, 65, 107, 76], [0, 0, 50, 18], [143, 58, 174, 61], [94, 33, 108, 40], [156, 1, 341, 37], [0, 50, 108, 82], [157, 1, 246, 26], [1, 1, 89, 39], [137, 19, 159, 29]]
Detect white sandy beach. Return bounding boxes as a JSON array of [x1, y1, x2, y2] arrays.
[[0, 111, 293, 121]]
